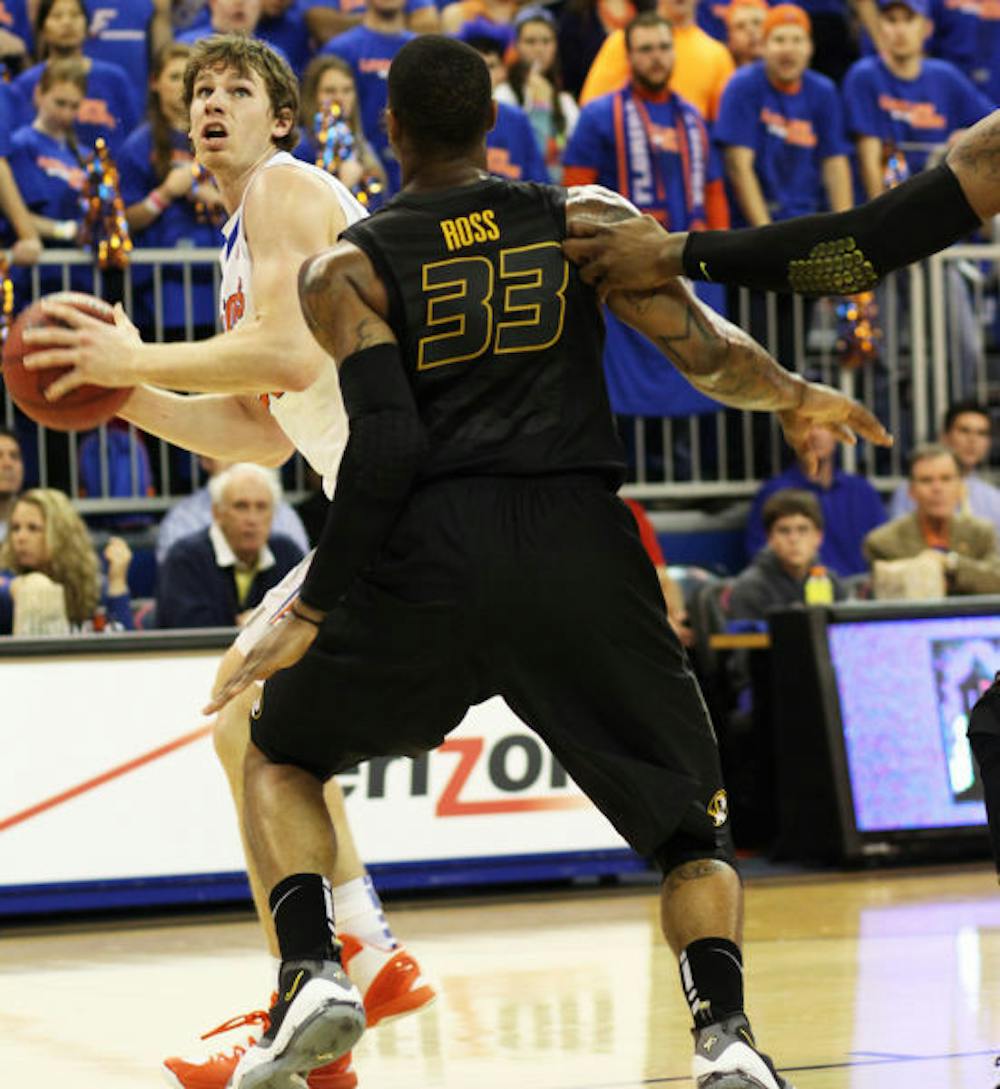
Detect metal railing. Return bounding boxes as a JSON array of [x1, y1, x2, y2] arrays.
[[4, 246, 998, 508]]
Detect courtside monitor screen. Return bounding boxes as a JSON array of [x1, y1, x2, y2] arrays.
[[827, 610, 999, 834]]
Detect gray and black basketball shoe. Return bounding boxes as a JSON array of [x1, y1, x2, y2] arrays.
[[228, 959, 366, 1089], [692, 1013, 794, 1089]]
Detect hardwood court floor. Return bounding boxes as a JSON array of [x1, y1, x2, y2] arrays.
[[2, 865, 1000, 1089]]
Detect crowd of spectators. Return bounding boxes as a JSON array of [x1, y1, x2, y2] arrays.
[[1, 0, 1000, 641]]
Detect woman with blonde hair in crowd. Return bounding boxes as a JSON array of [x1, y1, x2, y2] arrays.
[[0, 488, 133, 634], [295, 53, 387, 205]]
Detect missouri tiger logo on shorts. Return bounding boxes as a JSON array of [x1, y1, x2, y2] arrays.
[[707, 789, 729, 828]]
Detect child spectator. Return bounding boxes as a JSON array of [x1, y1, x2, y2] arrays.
[[730, 488, 846, 621], [295, 53, 387, 201], [0, 487, 134, 633], [9, 58, 90, 296]]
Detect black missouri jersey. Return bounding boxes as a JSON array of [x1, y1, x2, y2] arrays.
[[341, 177, 625, 485]]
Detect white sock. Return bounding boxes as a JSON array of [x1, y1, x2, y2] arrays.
[[333, 874, 397, 951]]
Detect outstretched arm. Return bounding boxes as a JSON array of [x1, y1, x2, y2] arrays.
[[565, 114, 992, 297], [566, 187, 893, 469]]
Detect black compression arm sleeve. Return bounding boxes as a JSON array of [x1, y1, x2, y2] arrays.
[[681, 163, 980, 296], [299, 343, 427, 612]]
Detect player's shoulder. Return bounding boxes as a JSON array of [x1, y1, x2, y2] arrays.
[[245, 158, 348, 218], [565, 183, 639, 223]]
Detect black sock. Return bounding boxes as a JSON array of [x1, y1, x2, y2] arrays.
[[268, 873, 338, 962], [679, 938, 745, 1029]]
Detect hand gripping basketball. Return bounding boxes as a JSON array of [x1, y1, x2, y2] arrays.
[[3, 293, 139, 431]]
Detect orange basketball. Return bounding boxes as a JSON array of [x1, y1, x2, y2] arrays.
[[1, 292, 133, 432]]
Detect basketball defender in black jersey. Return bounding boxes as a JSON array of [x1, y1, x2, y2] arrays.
[[209, 35, 891, 1089]]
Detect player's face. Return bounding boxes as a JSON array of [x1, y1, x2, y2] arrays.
[[41, 0, 87, 51], [209, 0, 262, 33], [0, 436, 23, 497], [35, 80, 83, 136], [909, 454, 963, 519], [628, 26, 674, 92], [944, 412, 991, 472], [516, 21, 557, 72], [189, 64, 292, 176], [8, 501, 47, 570], [763, 24, 812, 85], [214, 476, 275, 560], [317, 68, 357, 121], [727, 6, 765, 64], [154, 56, 189, 126], [879, 6, 930, 62], [767, 514, 822, 576]]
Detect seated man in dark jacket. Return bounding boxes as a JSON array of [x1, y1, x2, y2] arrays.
[[730, 488, 845, 621], [156, 463, 305, 629]]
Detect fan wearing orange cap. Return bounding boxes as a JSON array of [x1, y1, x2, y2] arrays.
[[715, 4, 850, 228], [712, 3, 850, 369]]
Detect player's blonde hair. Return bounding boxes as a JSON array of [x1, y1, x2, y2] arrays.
[[0, 488, 101, 624], [183, 34, 300, 152]]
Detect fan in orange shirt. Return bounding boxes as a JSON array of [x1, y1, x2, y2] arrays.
[[579, 0, 734, 119]]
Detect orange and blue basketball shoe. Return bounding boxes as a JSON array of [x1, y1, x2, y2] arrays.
[[162, 935, 437, 1089]]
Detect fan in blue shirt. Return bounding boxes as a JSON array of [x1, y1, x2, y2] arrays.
[[320, 0, 414, 194], [745, 429, 887, 575], [84, 0, 172, 95], [843, 0, 992, 201], [13, 0, 140, 153], [0, 0, 34, 67], [715, 5, 851, 226], [9, 59, 92, 299]]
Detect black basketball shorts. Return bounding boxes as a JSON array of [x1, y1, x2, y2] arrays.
[[251, 474, 734, 872]]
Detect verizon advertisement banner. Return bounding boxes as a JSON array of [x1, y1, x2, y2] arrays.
[[0, 641, 635, 908]]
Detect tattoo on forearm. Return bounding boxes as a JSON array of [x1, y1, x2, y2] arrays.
[[952, 115, 1000, 184], [612, 289, 800, 412]]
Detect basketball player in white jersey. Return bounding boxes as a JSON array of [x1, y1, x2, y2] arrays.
[[23, 34, 434, 1089]]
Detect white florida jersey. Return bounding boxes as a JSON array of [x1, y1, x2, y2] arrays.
[[219, 151, 369, 497]]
